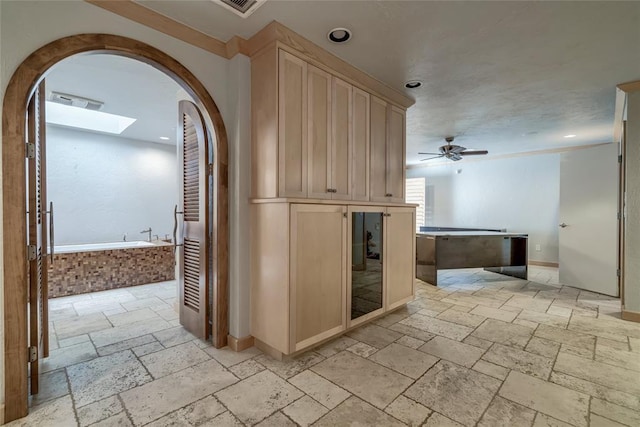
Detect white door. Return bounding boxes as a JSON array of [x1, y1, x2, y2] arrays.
[[559, 144, 619, 296]]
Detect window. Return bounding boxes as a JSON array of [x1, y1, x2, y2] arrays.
[[406, 177, 426, 232]]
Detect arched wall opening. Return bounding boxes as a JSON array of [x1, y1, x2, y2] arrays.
[[2, 33, 229, 422]]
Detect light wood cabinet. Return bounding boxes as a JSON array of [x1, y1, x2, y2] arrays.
[[278, 51, 308, 197], [387, 107, 406, 203], [385, 206, 416, 309], [347, 206, 415, 327], [250, 41, 414, 360], [252, 46, 404, 202], [290, 204, 347, 351], [352, 88, 370, 201], [370, 97, 406, 203], [251, 202, 348, 356], [331, 78, 353, 200], [307, 65, 332, 199], [251, 201, 415, 358], [307, 70, 353, 200], [370, 96, 388, 202]]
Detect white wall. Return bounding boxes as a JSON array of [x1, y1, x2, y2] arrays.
[[47, 126, 177, 245], [407, 153, 561, 263], [227, 55, 252, 339], [625, 91, 640, 313], [0, 0, 253, 412]]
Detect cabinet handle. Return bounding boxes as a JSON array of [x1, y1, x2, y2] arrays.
[[385, 193, 393, 197], [327, 188, 337, 193]]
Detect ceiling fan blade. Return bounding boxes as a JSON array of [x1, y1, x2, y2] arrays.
[[449, 145, 467, 154], [450, 154, 463, 161], [420, 155, 444, 161], [460, 150, 489, 156], [417, 152, 441, 155]]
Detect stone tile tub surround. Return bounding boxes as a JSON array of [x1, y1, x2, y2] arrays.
[[14, 267, 640, 426], [49, 241, 175, 297]]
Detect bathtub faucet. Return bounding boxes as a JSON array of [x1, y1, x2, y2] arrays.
[[140, 227, 152, 242]]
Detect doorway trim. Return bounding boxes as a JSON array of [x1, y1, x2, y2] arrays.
[[2, 33, 229, 422]]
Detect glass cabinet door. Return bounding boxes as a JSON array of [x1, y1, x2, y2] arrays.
[[350, 211, 383, 321]]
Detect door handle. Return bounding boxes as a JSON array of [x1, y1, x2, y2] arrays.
[[173, 204, 184, 254], [47, 202, 54, 264], [559, 223, 568, 228]]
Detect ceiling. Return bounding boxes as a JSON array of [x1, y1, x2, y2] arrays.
[[46, 2, 640, 163], [45, 53, 184, 145], [136, 0, 640, 164]]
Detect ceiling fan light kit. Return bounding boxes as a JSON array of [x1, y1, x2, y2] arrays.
[[418, 136, 489, 162]]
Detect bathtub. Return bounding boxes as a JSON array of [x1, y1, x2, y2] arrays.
[[54, 240, 157, 254], [49, 240, 175, 298]]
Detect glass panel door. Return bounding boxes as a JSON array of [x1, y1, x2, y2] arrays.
[[351, 211, 383, 321]]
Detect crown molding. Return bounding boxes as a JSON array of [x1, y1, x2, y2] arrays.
[[85, 0, 248, 59]]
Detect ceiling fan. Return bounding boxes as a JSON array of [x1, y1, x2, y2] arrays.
[[419, 137, 488, 161]]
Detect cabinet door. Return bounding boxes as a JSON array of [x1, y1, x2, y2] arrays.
[[331, 78, 352, 200], [278, 50, 308, 197], [290, 204, 347, 352], [370, 96, 388, 202], [385, 206, 415, 310], [307, 65, 332, 199], [387, 106, 406, 202], [352, 88, 370, 201]]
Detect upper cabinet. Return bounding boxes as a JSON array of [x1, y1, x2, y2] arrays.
[[252, 46, 407, 202], [307, 65, 332, 199], [370, 96, 406, 203], [352, 88, 370, 201], [331, 77, 353, 200], [307, 67, 353, 200], [278, 51, 308, 197]]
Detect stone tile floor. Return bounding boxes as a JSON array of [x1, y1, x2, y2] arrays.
[[9, 268, 640, 426]]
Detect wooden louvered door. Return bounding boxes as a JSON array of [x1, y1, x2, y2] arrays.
[[178, 100, 210, 340], [27, 81, 49, 395]]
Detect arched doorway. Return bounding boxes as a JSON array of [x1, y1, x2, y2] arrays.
[[2, 34, 229, 422]]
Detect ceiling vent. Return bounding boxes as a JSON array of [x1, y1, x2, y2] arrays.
[[212, 0, 266, 17], [49, 91, 104, 111]]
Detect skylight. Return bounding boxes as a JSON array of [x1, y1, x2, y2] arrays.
[[45, 101, 136, 134]]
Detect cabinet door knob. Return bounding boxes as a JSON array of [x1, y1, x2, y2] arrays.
[[385, 193, 392, 197]]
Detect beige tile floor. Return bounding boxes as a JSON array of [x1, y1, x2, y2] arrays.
[[9, 268, 640, 426]]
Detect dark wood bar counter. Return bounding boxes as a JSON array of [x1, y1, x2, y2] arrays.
[[416, 231, 528, 285]]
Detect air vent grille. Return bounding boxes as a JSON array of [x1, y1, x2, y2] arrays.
[[213, 0, 265, 17], [224, 0, 253, 11], [49, 91, 104, 111]]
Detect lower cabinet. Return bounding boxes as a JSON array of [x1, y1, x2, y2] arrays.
[[251, 202, 415, 358], [290, 204, 347, 352], [385, 207, 417, 310], [348, 206, 416, 327]]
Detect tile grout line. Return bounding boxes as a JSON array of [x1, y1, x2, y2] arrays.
[[115, 394, 136, 427], [64, 366, 81, 426]]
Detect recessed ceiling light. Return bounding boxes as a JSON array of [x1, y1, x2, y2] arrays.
[[159, 136, 170, 140], [45, 101, 136, 134], [405, 80, 423, 89], [564, 134, 577, 138], [328, 28, 352, 43]]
